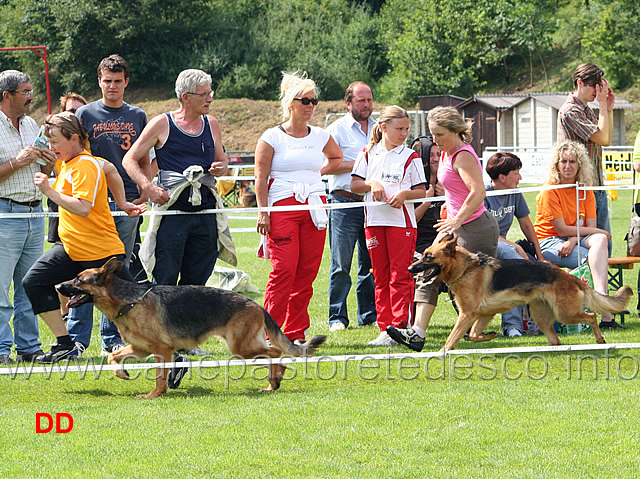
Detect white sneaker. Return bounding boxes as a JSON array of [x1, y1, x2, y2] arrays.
[[101, 343, 127, 357], [506, 328, 523, 338], [329, 322, 346, 332], [368, 331, 396, 346]]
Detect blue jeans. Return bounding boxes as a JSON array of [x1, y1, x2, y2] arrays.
[[67, 203, 138, 349], [539, 236, 590, 269], [594, 190, 612, 256], [0, 200, 43, 355], [496, 242, 526, 333], [328, 194, 376, 327]]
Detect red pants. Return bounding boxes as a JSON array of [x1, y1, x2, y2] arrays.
[[365, 226, 416, 331], [264, 196, 326, 341]]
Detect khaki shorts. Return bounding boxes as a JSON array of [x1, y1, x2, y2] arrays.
[[414, 210, 499, 304]]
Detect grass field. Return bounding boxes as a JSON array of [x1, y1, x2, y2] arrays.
[[2, 188, 640, 478]]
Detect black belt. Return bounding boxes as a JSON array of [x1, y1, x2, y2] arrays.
[[332, 189, 364, 201], [0, 197, 41, 207]]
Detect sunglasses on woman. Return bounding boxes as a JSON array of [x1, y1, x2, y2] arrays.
[[294, 97, 318, 106]]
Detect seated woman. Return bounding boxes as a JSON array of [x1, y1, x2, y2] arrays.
[[533, 140, 620, 329], [23, 112, 145, 363]]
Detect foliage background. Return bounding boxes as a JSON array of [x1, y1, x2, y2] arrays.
[[2, 0, 640, 104]]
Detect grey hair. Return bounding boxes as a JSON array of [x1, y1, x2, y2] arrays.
[[175, 69, 212, 103], [0, 70, 31, 100]]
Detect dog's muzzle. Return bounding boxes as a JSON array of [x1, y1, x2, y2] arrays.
[[408, 261, 441, 282], [56, 282, 94, 308]]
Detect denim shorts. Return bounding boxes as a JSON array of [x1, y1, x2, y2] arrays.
[[539, 235, 591, 269]]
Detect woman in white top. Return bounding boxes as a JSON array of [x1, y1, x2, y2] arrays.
[[255, 71, 342, 343]]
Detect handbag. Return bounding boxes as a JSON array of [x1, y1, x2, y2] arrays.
[[625, 215, 640, 257]]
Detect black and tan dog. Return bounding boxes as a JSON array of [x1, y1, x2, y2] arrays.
[[409, 235, 632, 350], [56, 258, 326, 398]]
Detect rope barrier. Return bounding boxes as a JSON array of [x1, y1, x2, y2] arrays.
[[2, 342, 639, 377], [1, 182, 637, 219]]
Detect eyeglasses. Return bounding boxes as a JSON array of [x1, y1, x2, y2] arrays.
[[186, 91, 214, 99], [11, 89, 34, 97], [294, 97, 318, 106]]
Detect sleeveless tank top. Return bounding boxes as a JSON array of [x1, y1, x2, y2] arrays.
[[156, 113, 217, 211], [437, 144, 486, 224]]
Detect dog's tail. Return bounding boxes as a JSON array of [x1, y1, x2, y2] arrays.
[[582, 285, 633, 313], [263, 310, 326, 357]]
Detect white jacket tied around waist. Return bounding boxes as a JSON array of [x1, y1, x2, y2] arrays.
[[257, 178, 328, 259], [140, 166, 237, 276]]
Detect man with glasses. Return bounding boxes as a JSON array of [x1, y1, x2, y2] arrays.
[[123, 68, 232, 288], [0, 69, 56, 364], [557, 63, 615, 255], [69, 54, 151, 355]]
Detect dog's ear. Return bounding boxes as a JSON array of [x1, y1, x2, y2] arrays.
[[439, 233, 456, 244], [444, 235, 458, 256], [102, 257, 124, 276]]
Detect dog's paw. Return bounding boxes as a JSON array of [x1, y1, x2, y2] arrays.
[[468, 331, 498, 342], [114, 369, 130, 380], [136, 389, 165, 399], [258, 386, 276, 393]]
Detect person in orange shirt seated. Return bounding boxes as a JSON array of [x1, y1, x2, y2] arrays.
[[23, 112, 145, 363], [533, 140, 620, 329]]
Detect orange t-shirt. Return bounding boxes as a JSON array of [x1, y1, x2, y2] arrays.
[[533, 185, 596, 240], [53, 151, 124, 261]]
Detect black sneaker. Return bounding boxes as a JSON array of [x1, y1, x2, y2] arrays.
[[386, 326, 425, 352], [167, 353, 190, 389], [178, 347, 211, 356], [0, 354, 14, 365], [599, 319, 625, 330], [37, 343, 80, 363], [16, 349, 45, 362]]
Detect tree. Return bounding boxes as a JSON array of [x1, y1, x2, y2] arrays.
[[581, 0, 640, 90], [378, 0, 556, 103]]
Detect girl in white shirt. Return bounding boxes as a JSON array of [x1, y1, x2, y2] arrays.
[[351, 106, 426, 346]]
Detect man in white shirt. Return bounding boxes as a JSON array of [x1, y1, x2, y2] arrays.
[[0, 70, 56, 364], [326, 82, 377, 331]]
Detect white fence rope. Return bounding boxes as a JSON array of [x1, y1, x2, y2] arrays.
[[0, 182, 636, 219], [2, 342, 639, 377]]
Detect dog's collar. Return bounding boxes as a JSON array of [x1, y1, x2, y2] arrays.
[[447, 262, 479, 288], [116, 287, 154, 318]]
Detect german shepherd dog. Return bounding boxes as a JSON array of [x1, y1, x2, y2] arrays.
[[56, 258, 326, 398], [409, 235, 633, 350]]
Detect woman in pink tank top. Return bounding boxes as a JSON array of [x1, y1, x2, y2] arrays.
[[388, 106, 499, 351]]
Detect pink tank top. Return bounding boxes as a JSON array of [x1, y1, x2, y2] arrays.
[[437, 144, 486, 224]]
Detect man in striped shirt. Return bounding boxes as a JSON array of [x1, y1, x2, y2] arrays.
[[557, 63, 615, 251], [0, 70, 56, 364]]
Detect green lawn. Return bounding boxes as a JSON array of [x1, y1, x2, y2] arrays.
[[1, 188, 639, 478]]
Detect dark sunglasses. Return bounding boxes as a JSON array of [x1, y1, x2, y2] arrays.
[[294, 97, 318, 106]]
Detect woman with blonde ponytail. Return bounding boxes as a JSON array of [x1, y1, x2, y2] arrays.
[[351, 106, 427, 346]]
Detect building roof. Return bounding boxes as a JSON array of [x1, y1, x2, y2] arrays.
[[459, 92, 637, 111]]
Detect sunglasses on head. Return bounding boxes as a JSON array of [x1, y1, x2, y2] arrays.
[[294, 97, 318, 106]]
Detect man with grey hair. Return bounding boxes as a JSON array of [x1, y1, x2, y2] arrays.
[[123, 69, 233, 287], [0, 69, 56, 364]]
